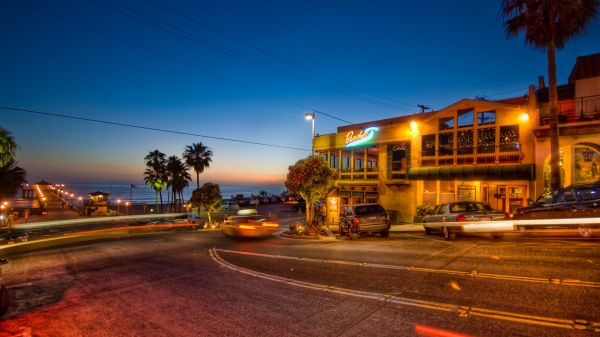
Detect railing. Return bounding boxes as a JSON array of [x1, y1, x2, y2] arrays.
[[539, 95, 600, 126], [419, 145, 523, 167], [337, 170, 379, 180]]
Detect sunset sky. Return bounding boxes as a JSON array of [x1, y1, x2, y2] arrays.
[[1, 0, 598, 185]]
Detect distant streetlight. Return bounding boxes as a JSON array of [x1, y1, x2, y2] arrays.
[[117, 199, 121, 214], [125, 202, 130, 215], [305, 112, 315, 155]]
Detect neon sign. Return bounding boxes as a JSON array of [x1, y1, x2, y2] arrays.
[[344, 127, 379, 147]]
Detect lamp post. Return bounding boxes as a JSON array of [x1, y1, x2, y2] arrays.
[[304, 112, 315, 155], [116, 199, 121, 214]]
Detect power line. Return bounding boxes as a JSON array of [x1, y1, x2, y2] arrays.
[[143, 0, 418, 109], [0, 105, 311, 152], [86, 0, 415, 113], [11, 0, 354, 125]]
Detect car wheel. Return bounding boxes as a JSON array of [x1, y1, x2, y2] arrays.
[[380, 230, 389, 238], [517, 225, 526, 232], [0, 284, 9, 317], [491, 233, 504, 239], [578, 225, 592, 238], [442, 226, 455, 240]]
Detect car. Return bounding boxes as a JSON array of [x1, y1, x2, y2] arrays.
[[0, 228, 29, 242], [223, 214, 280, 238], [422, 201, 509, 240], [221, 200, 240, 212], [339, 203, 391, 239], [512, 183, 600, 237]]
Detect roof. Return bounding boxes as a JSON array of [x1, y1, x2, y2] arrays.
[[493, 95, 528, 105], [337, 111, 435, 133], [89, 191, 110, 196], [569, 53, 600, 82], [536, 84, 575, 103]]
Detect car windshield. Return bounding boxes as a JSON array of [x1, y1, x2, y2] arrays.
[[355, 205, 385, 216]]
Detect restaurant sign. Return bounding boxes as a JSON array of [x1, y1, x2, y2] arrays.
[[344, 127, 380, 147]]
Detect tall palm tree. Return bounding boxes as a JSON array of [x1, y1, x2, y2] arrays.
[[143, 166, 166, 213], [183, 143, 213, 189], [0, 127, 17, 167], [144, 150, 167, 212], [0, 160, 27, 201], [502, 0, 599, 189], [166, 155, 192, 212]]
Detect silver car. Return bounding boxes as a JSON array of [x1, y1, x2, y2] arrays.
[[422, 201, 509, 240]]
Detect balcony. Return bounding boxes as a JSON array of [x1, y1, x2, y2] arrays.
[[419, 145, 523, 167], [337, 167, 379, 181], [539, 95, 600, 126]]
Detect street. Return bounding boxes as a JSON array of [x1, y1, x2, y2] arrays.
[[0, 230, 599, 337]]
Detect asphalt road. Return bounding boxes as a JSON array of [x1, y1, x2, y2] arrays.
[[0, 229, 599, 337]]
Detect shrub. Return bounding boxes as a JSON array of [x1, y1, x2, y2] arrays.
[[416, 204, 436, 216]]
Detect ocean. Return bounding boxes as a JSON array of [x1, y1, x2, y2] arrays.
[[62, 183, 287, 205]]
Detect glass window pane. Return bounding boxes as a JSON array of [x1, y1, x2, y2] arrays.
[[457, 108, 474, 128], [457, 130, 474, 154], [499, 125, 520, 152], [478, 111, 496, 125], [439, 117, 454, 130], [421, 135, 436, 156], [438, 132, 453, 155], [477, 127, 495, 153]]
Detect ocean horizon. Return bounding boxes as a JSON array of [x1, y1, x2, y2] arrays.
[[60, 182, 287, 205]]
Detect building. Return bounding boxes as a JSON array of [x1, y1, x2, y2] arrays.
[[84, 191, 110, 216], [314, 53, 599, 224]]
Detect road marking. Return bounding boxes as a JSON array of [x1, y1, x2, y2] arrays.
[[214, 248, 600, 289], [209, 248, 600, 333]]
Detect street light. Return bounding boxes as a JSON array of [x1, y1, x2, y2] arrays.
[[305, 112, 315, 155], [117, 199, 121, 214]]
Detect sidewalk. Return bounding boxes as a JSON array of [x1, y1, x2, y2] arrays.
[[391, 223, 424, 232]]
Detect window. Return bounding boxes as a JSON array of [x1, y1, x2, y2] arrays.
[[439, 117, 454, 130], [499, 125, 520, 152], [457, 108, 474, 128], [478, 111, 496, 125], [457, 130, 474, 154], [320, 152, 328, 163], [421, 134, 436, 156], [437, 204, 449, 215], [438, 132, 453, 156], [391, 143, 408, 171], [577, 187, 600, 201], [555, 189, 576, 203], [477, 127, 495, 153]]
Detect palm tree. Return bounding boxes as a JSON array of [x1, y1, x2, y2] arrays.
[[183, 143, 213, 189], [0, 127, 17, 167], [144, 150, 167, 212], [502, 0, 599, 189], [143, 166, 166, 213], [166, 155, 191, 212], [0, 160, 27, 201]]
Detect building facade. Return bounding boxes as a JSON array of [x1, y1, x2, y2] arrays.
[[314, 53, 599, 224]]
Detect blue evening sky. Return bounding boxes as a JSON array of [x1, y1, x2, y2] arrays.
[[1, 0, 598, 185]]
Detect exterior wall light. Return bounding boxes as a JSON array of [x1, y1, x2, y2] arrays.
[[410, 121, 419, 136], [519, 112, 530, 122]]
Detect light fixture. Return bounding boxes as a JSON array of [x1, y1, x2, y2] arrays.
[[304, 112, 314, 120], [519, 112, 530, 122]]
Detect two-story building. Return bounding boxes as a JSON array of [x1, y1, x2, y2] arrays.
[[314, 53, 599, 224]]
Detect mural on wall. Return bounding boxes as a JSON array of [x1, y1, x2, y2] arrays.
[[574, 146, 600, 184]]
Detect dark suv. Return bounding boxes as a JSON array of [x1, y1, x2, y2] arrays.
[[512, 183, 600, 237], [339, 203, 391, 239]]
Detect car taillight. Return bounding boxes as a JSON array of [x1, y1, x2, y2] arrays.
[[456, 214, 465, 222], [353, 217, 360, 225]]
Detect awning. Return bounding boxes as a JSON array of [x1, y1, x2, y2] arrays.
[[408, 164, 535, 181]]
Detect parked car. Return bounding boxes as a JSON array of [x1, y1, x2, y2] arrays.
[[422, 201, 509, 240], [339, 203, 391, 239], [512, 183, 600, 238], [223, 214, 280, 238], [0, 228, 29, 242]]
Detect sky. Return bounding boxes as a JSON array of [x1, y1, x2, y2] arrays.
[[0, 0, 598, 186]]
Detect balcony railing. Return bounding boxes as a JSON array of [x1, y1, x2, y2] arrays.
[[337, 168, 379, 181], [540, 95, 600, 126], [419, 145, 523, 167]]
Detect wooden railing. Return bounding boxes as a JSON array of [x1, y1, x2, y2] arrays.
[[539, 95, 600, 126], [419, 145, 523, 167]]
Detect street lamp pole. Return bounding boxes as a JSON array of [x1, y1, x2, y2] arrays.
[[305, 112, 315, 155]]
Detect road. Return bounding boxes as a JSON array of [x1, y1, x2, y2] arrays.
[[0, 229, 599, 337]]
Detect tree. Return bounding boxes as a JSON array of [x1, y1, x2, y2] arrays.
[[189, 183, 222, 224], [0, 128, 17, 167], [285, 155, 334, 231], [502, 0, 599, 189], [166, 155, 191, 212], [0, 160, 27, 201], [144, 150, 167, 212], [183, 142, 213, 189]]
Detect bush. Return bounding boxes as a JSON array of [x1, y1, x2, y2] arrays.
[[288, 221, 307, 235], [416, 204, 436, 216]]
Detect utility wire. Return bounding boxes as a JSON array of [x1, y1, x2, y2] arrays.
[[143, 0, 417, 109], [0, 105, 311, 152], [12, 0, 354, 125], [87, 0, 415, 113]]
